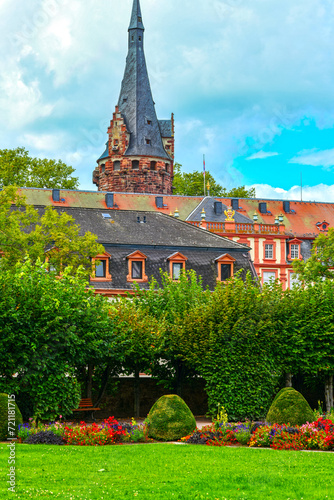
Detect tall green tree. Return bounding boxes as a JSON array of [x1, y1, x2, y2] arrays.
[[179, 274, 280, 420], [0, 186, 103, 275], [110, 299, 165, 417], [172, 163, 256, 198], [0, 147, 78, 189], [293, 228, 334, 283], [132, 270, 210, 397], [0, 260, 117, 420]]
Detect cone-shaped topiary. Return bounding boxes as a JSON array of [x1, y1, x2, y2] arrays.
[[271, 387, 296, 405], [147, 394, 196, 441], [0, 394, 23, 441], [266, 388, 314, 426]]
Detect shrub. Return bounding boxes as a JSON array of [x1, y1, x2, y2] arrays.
[[0, 394, 23, 441], [147, 395, 196, 441], [266, 388, 314, 426], [25, 431, 65, 445]]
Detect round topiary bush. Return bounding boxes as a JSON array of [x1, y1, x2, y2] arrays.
[[266, 388, 314, 426], [0, 394, 23, 441], [147, 394, 196, 441]]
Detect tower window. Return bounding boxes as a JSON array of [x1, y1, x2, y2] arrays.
[[132, 160, 139, 169], [165, 163, 169, 172], [138, 16, 142, 23], [147, 119, 152, 125], [101, 164, 105, 173], [146, 139, 151, 145], [113, 161, 121, 171], [150, 161, 156, 171], [131, 36, 134, 41], [139, 36, 142, 41]]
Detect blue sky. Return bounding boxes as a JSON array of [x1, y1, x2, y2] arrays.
[[1, 0, 334, 201]]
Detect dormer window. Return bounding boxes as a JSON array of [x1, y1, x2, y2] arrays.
[[316, 221, 330, 232], [91, 252, 112, 282], [127, 251, 148, 283], [167, 252, 188, 280], [138, 16, 142, 23], [215, 254, 236, 282]]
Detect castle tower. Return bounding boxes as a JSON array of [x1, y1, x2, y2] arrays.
[[93, 0, 174, 194]]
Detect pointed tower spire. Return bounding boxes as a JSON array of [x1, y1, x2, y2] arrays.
[[118, 0, 168, 160], [93, 0, 174, 195], [128, 0, 144, 31]]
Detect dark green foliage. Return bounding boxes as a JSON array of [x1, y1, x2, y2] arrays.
[[266, 388, 314, 426], [0, 260, 119, 421], [147, 395, 196, 441], [0, 394, 23, 441], [25, 431, 65, 445], [179, 274, 281, 420]]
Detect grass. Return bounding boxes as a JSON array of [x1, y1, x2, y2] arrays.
[[0, 443, 334, 499]]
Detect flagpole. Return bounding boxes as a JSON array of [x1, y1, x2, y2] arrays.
[[203, 154, 206, 197]]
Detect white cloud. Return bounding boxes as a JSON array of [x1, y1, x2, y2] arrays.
[[0, 70, 53, 128], [20, 133, 66, 151], [289, 149, 334, 169], [249, 183, 334, 203], [246, 151, 279, 161]]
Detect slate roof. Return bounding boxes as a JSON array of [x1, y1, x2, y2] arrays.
[[90, 246, 252, 292], [117, 0, 170, 160], [45, 207, 249, 250], [186, 197, 253, 224], [98, 142, 109, 161], [159, 120, 173, 138]]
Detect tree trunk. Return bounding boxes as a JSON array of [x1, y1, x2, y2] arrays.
[[95, 364, 113, 408], [325, 375, 334, 412], [285, 373, 293, 387], [134, 368, 140, 418], [86, 364, 93, 400], [175, 360, 183, 398]]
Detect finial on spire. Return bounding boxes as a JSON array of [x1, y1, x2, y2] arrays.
[[129, 0, 144, 31]]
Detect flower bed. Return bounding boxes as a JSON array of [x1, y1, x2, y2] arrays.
[[18, 417, 150, 446], [181, 418, 334, 452]]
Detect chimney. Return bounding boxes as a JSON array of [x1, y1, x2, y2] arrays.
[[231, 199, 239, 210], [214, 202, 223, 215], [155, 196, 163, 208], [105, 193, 114, 208], [259, 202, 267, 214], [52, 189, 60, 202]]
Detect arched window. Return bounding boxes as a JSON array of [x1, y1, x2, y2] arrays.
[[113, 161, 121, 171], [132, 160, 139, 169]]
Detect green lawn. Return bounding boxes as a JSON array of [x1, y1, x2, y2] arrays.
[[0, 443, 333, 499]]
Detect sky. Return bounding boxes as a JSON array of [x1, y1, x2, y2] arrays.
[[1, 0, 334, 201]]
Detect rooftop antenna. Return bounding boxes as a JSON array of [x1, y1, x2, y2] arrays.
[[203, 154, 206, 197]]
